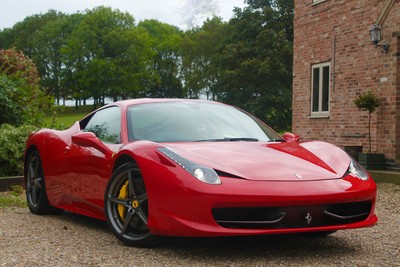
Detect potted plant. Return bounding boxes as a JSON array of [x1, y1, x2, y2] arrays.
[[353, 90, 385, 169]]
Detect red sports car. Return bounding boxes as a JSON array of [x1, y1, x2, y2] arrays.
[[24, 98, 377, 247]]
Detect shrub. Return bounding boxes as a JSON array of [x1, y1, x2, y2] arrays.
[[0, 124, 37, 176], [0, 75, 26, 125], [353, 90, 380, 154], [353, 90, 380, 113], [0, 48, 54, 127]]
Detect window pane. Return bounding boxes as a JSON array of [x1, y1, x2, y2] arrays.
[[322, 66, 330, 111], [312, 68, 320, 112], [84, 106, 121, 144], [127, 102, 282, 142]]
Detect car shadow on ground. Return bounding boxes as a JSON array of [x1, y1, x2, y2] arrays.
[[55, 210, 358, 261], [56, 211, 108, 231], [159, 234, 357, 260]]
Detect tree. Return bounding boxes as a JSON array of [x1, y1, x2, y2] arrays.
[[63, 6, 154, 107], [139, 20, 183, 98], [0, 10, 78, 105], [0, 48, 53, 126], [353, 90, 380, 154], [34, 12, 82, 105], [0, 2, 294, 123], [214, 0, 294, 131], [180, 17, 227, 99], [0, 28, 16, 49], [10, 10, 63, 58]]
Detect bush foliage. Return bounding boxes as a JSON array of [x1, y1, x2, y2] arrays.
[[0, 124, 37, 176], [0, 49, 53, 177], [353, 90, 380, 114], [0, 48, 53, 126]]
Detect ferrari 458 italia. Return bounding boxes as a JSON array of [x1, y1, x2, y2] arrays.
[[24, 98, 377, 247]]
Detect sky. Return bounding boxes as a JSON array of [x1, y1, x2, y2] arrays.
[[0, 0, 247, 30]]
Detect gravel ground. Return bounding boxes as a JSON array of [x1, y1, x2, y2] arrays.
[[1, 183, 399, 267]]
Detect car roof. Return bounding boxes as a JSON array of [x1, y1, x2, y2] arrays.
[[107, 98, 221, 109]]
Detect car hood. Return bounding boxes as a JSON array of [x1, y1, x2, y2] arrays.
[[163, 141, 351, 181]]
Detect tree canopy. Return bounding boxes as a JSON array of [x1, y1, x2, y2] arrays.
[[213, 0, 293, 131], [0, 1, 293, 131]]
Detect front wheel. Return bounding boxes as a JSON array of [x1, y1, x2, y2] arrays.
[[104, 162, 157, 247]]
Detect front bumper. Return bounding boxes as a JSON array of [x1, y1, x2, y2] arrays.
[[142, 162, 377, 237]]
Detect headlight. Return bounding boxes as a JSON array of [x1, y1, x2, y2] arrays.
[[157, 147, 222, 185], [348, 158, 369, 181]]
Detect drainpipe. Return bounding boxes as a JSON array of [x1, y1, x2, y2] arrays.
[[376, 0, 396, 26]]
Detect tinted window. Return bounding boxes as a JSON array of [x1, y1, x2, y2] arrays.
[[83, 106, 121, 144]]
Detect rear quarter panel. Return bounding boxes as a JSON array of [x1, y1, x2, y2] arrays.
[[25, 123, 81, 206]]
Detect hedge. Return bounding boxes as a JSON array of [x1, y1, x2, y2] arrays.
[[0, 124, 37, 176]]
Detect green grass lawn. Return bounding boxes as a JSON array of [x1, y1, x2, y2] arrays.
[[0, 186, 26, 208], [44, 105, 94, 129]]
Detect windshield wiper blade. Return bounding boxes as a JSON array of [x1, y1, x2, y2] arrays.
[[227, 137, 259, 142], [267, 139, 286, 142], [196, 137, 259, 142]]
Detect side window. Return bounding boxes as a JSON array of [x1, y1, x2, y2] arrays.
[[82, 106, 121, 144], [311, 62, 330, 117]]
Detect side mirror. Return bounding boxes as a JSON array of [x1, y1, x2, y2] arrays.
[[72, 132, 112, 158], [283, 132, 300, 143]]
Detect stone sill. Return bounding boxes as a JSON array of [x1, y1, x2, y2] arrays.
[[308, 114, 330, 119], [311, 0, 327, 6]]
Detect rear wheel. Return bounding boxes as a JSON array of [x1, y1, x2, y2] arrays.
[[25, 150, 63, 215], [105, 162, 157, 247]]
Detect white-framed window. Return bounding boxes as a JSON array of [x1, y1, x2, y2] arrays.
[[311, 62, 330, 117]]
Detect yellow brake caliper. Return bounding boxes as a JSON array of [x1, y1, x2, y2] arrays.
[[117, 181, 129, 221]]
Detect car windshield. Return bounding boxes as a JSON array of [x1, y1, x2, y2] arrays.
[[127, 101, 282, 142]]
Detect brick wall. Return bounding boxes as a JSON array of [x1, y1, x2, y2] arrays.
[[293, 0, 399, 161]]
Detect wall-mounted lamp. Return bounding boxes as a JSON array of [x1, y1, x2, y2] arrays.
[[369, 24, 389, 54]]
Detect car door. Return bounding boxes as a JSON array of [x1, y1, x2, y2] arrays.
[[60, 106, 122, 217]]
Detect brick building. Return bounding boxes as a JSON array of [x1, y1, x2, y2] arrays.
[[292, 0, 400, 165]]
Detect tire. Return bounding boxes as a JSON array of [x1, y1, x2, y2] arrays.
[[104, 162, 157, 247], [25, 150, 63, 215]]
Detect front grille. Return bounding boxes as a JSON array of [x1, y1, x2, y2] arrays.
[[212, 201, 372, 229]]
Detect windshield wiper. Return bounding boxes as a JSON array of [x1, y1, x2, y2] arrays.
[[267, 139, 286, 142], [196, 137, 259, 142]]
